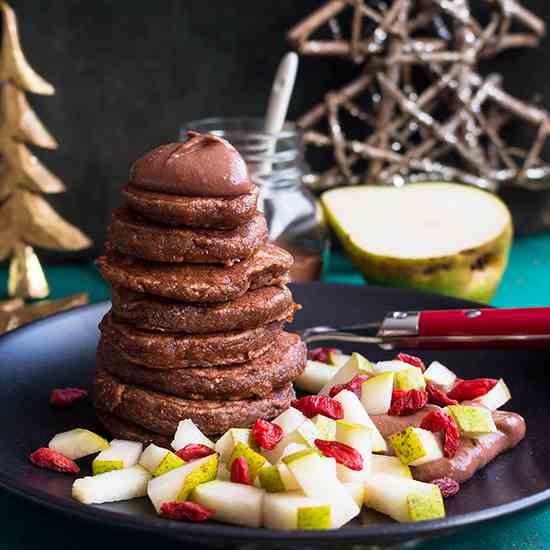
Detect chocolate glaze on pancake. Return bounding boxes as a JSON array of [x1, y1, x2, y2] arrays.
[[97, 331, 306, 400], [371, 403, 526, 483], [107, 208, 267, 264], [96, 244, 293, 303], [94, 367, 295, 436], [99, 312, 284, 368], [111, 285, 297, 334], [122, 184, 258, 228]]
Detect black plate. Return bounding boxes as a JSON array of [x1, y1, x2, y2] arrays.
[[0, 283, 549, 549]]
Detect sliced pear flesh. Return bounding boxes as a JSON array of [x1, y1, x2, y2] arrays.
[[389, 427, 443, 466], [49, 428, 109, 460], [335, 420, 372, 483], [447, 405, 497, 437], [311, 414, 336, 440], [371, 454, 412, 479], [424, 361, 457, 391], [139, 443, 185, 477], [215, 428, 252, 463], [229, 442, 267, 480], [472, 379, 511, 411], [262, 419, 320, 464], [171, 419, 214, 451], [319, 352, 374, 395], [361, 372, 394, 415], [92, 439, 142, 475], [296, 360, 341, 394], [394, 367, 426, 391]]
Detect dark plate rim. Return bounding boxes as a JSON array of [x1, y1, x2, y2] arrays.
[[1, 286, 549, 543]]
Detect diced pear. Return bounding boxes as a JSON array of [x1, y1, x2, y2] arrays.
[[283, 449, 360, 528], [215, 428, 251, 463], [389, 427, 443, 466], [343, 481, 365, 508], [328, 350, 351, 368], [229, 442, 267, 480], [171, 419, 214, 451], [371, 454, 412, 479], [311, 414, 336, 440], [319, 352, 374, 395], [447, 405, 497, 438], [365, 474, 445, 522], [191, 480, 264, 528], [72, 465, 151, 504], [374, 360, 410, 374], [147, 454, 218, 514], [473, 379, 511, 411], [263, 491, 332, 529], [49, 428, 109, 460], [259, 463, 301, 492], [361, 372, 394, 414], [262, 419, 320, 464], [280, 442, 308, 459], [394, 367, 426, 391], [334, 420, 372, 483], [139, 444, 184, 477], [333, 390, 387, 452], [272, 407, 308, 434], [296, 360, 341, 393], [424, 361, 457, 391], [216, 462, 231, 481], [92, 439, 142, 475]]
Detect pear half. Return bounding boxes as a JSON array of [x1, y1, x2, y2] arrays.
[[322, 183, 512, 302]]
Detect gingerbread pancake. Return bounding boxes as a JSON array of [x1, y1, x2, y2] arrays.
[[110, 285, 297, 334], [94, 367, 295, 436], [107, 208, 266, 264], [97, 331, 306, 400], [122, 184, 258, 229], [99, 312, 284, 368], [96, 243, 293, 303]]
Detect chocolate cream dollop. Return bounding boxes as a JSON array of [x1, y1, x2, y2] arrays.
[[129, 131, 254, 197]]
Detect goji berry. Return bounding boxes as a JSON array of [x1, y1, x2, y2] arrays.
[[291, 395, 344, 420], [29, 447, 80, 473], [329, 374, 370, 399], [231, 456, 252, 485], [161, 501, 214, 521], [388, 389, 428, 416], [448, 378, 498, 401], [420, 409, 452, 432], [307, 347, 341, 363], [443, 420, 460, 458], [426, 382, 458, 407], [420, 410, 461, 459], [432, 477, 460, 498], [252, 419, 283, 450], [50, 387, 88, 407], [175, 444, 215, 461], [396, 353, 425, 372], [314, 439, 363, 471]]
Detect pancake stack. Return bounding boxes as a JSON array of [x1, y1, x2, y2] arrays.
[[94, 132, 306, 446]]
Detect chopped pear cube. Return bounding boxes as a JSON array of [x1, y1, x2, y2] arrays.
[[49, 428, 109, 460], [279, 442, 308, 460], [424, 361, 457, 391], [311, 414, 336, 440], [473, 379, 511, 411], [335, 420, 372, 483], [361, 372, 394, 414], [333, 390, 387, 452], [229, 442, 267, 480], [296, 360, 341, 394], [139, 443, 184, 476], [215, 428, 251, 463], [92, 439, 142, 475], [394, 367, 426, 391], [343, 481, 365, 508], [191, 480, 264, 528], [374, 360, 410, 374], [371, 454, 412, 479], [262, 419, 320, 464], [389, 427, 443, 466], [319, 352, 374, 395], [171, 419, 214, 451], [263, 492, 332, 529], [328, 351, 351, 368], [272, 407, 308, 434], [147, 454, 218, 514], [365, 474, 445, 522], [283, 449, 360, 528], [72, 465, 151, 504], [259, 463, 300, 492], [448, 405, 497, 438]]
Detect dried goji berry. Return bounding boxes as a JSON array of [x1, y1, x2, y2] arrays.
[[314, 439, 363, 471], [29, 447, 80, 473], [252, 419, 283, 450], [291, 395, 344, 420], [396, 353, 425, 372], [443, 420, 460, 458], [426, 381, 458, 407], [329, 374, 370, 399], [50, 387, 88, 407], [388, 389, 428, 416], [161, 501, 214, 521], [420, 410, 460, 459], [231, 456, 252, 485], [420, 409, 452, 432], [432, 477, 460, 498], [175, 444, 215, 461], [447, 378, 498, 401], [307, 347, 341, 363]]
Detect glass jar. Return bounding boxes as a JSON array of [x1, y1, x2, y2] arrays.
[[180, 117, 330, 281]]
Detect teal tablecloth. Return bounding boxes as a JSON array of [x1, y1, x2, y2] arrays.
[[1, 233, 550, 549]]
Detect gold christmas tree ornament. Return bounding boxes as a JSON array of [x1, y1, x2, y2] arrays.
[[0, 1, 91, 299]]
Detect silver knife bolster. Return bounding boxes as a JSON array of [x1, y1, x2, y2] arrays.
[[377, 311, 420, 338]]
